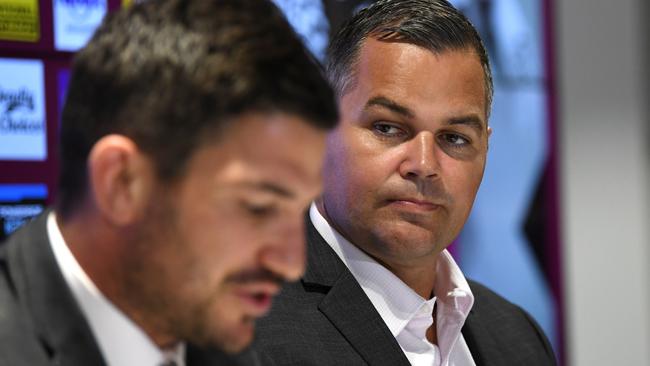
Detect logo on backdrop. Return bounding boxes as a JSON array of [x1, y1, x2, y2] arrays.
[[58, 0, 104, 19], [0, 87, 42, 134], [53, 0, 107, 51], [0, 184, 47, 241], [0, 0, 40, 42], [0, 58, 46, 161]]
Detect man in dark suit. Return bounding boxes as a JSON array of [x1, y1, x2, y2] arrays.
[[255, 1, 556, 365], [0, 0, 338, 365]]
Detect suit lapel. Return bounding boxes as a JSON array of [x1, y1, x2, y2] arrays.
[[303, 219, 410, 366], [461, 297, 508, 366], [8, 212, 107, 366], [318, 270, 411, 366]]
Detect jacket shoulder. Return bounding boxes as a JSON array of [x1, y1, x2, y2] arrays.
[[0, 219, 53, 365], [464, 279, 557, 365]]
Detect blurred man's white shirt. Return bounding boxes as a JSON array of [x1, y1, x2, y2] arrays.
[[47, 212, 185, 366]]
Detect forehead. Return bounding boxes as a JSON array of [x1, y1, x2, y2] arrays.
[[186, 113, 326, 188], [347, 38, 487, 120]]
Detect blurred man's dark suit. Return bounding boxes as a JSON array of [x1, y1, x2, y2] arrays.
[[0, 212, 260, 366], [255, 219, 556, 366]]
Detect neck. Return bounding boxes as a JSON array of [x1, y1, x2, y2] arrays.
[[316, 199, 439, 299], [56, 208, 179, 349], [379, 258, 438, 299]]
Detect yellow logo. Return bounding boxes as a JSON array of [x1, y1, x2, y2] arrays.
[[0, 0, 40, 42]]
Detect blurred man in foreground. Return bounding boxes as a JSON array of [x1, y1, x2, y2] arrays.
[[0, 0, 337, 365], [256, 0, 556, 365]]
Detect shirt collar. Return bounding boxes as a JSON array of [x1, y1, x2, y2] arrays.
[[310, 203, 474, 364], [310, 203, 426, 335], [47, 212, 185, 366]]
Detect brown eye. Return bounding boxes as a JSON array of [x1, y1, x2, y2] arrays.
[[372, 122, 405, 137], [440, 133, 469, 147], [243, 203, 277, 217]]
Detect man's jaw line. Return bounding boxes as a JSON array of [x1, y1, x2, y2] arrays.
[[317, 196, 440, 298]]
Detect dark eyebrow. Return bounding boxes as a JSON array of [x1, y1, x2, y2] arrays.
[[365, 95, 487, 135], [447, 115, 486, 136], [364, 96, 415, 119], [242, 181, 295, 199]]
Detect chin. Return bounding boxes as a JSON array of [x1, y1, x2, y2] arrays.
[[214, 320, 256, 353], [219, 340, 251, 354], [382, 216, 435, 238], [372, 222, 441, 254]]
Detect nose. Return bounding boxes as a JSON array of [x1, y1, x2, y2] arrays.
[[398, 131, 440, 179], [259, 214, 307, 282]]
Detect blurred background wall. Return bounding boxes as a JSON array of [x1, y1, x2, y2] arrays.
[[556, 0, 650, 364]]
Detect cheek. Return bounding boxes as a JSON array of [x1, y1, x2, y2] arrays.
[[177, 207, 259, 279], [324, 128, 412, 216], [324, 153, 386, 212], [326, 138, 402, 194], [445, 161, 485, 208], [210, 217, 260, 259]]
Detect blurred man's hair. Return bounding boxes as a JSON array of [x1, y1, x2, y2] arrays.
[[327, 0, 492, 108], [58, 0, 338, 216]]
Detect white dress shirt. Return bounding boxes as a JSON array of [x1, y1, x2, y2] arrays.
[[47, 212, 185, 366], [310, 204, 476, 366]]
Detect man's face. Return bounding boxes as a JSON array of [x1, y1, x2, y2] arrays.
[[129, 113, 326, 352], [322, 38, 489, 270]]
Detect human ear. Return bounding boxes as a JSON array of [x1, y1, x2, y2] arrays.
[[87, 134, 154, 226], [486, 126, 493, 151]]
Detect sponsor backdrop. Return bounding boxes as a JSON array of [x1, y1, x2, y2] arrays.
[[0, 0, 564, 363], [0, 0, 123, 238]]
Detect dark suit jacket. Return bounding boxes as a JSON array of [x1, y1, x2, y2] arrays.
[[0, 212, 261, 366], [255, 219, 557, 365]]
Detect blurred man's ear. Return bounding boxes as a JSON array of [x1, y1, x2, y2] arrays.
[[87, 135, 155, 226]]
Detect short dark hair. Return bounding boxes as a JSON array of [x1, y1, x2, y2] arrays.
[[58, 0, 338, 216], [327, 0, 492, 109]]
